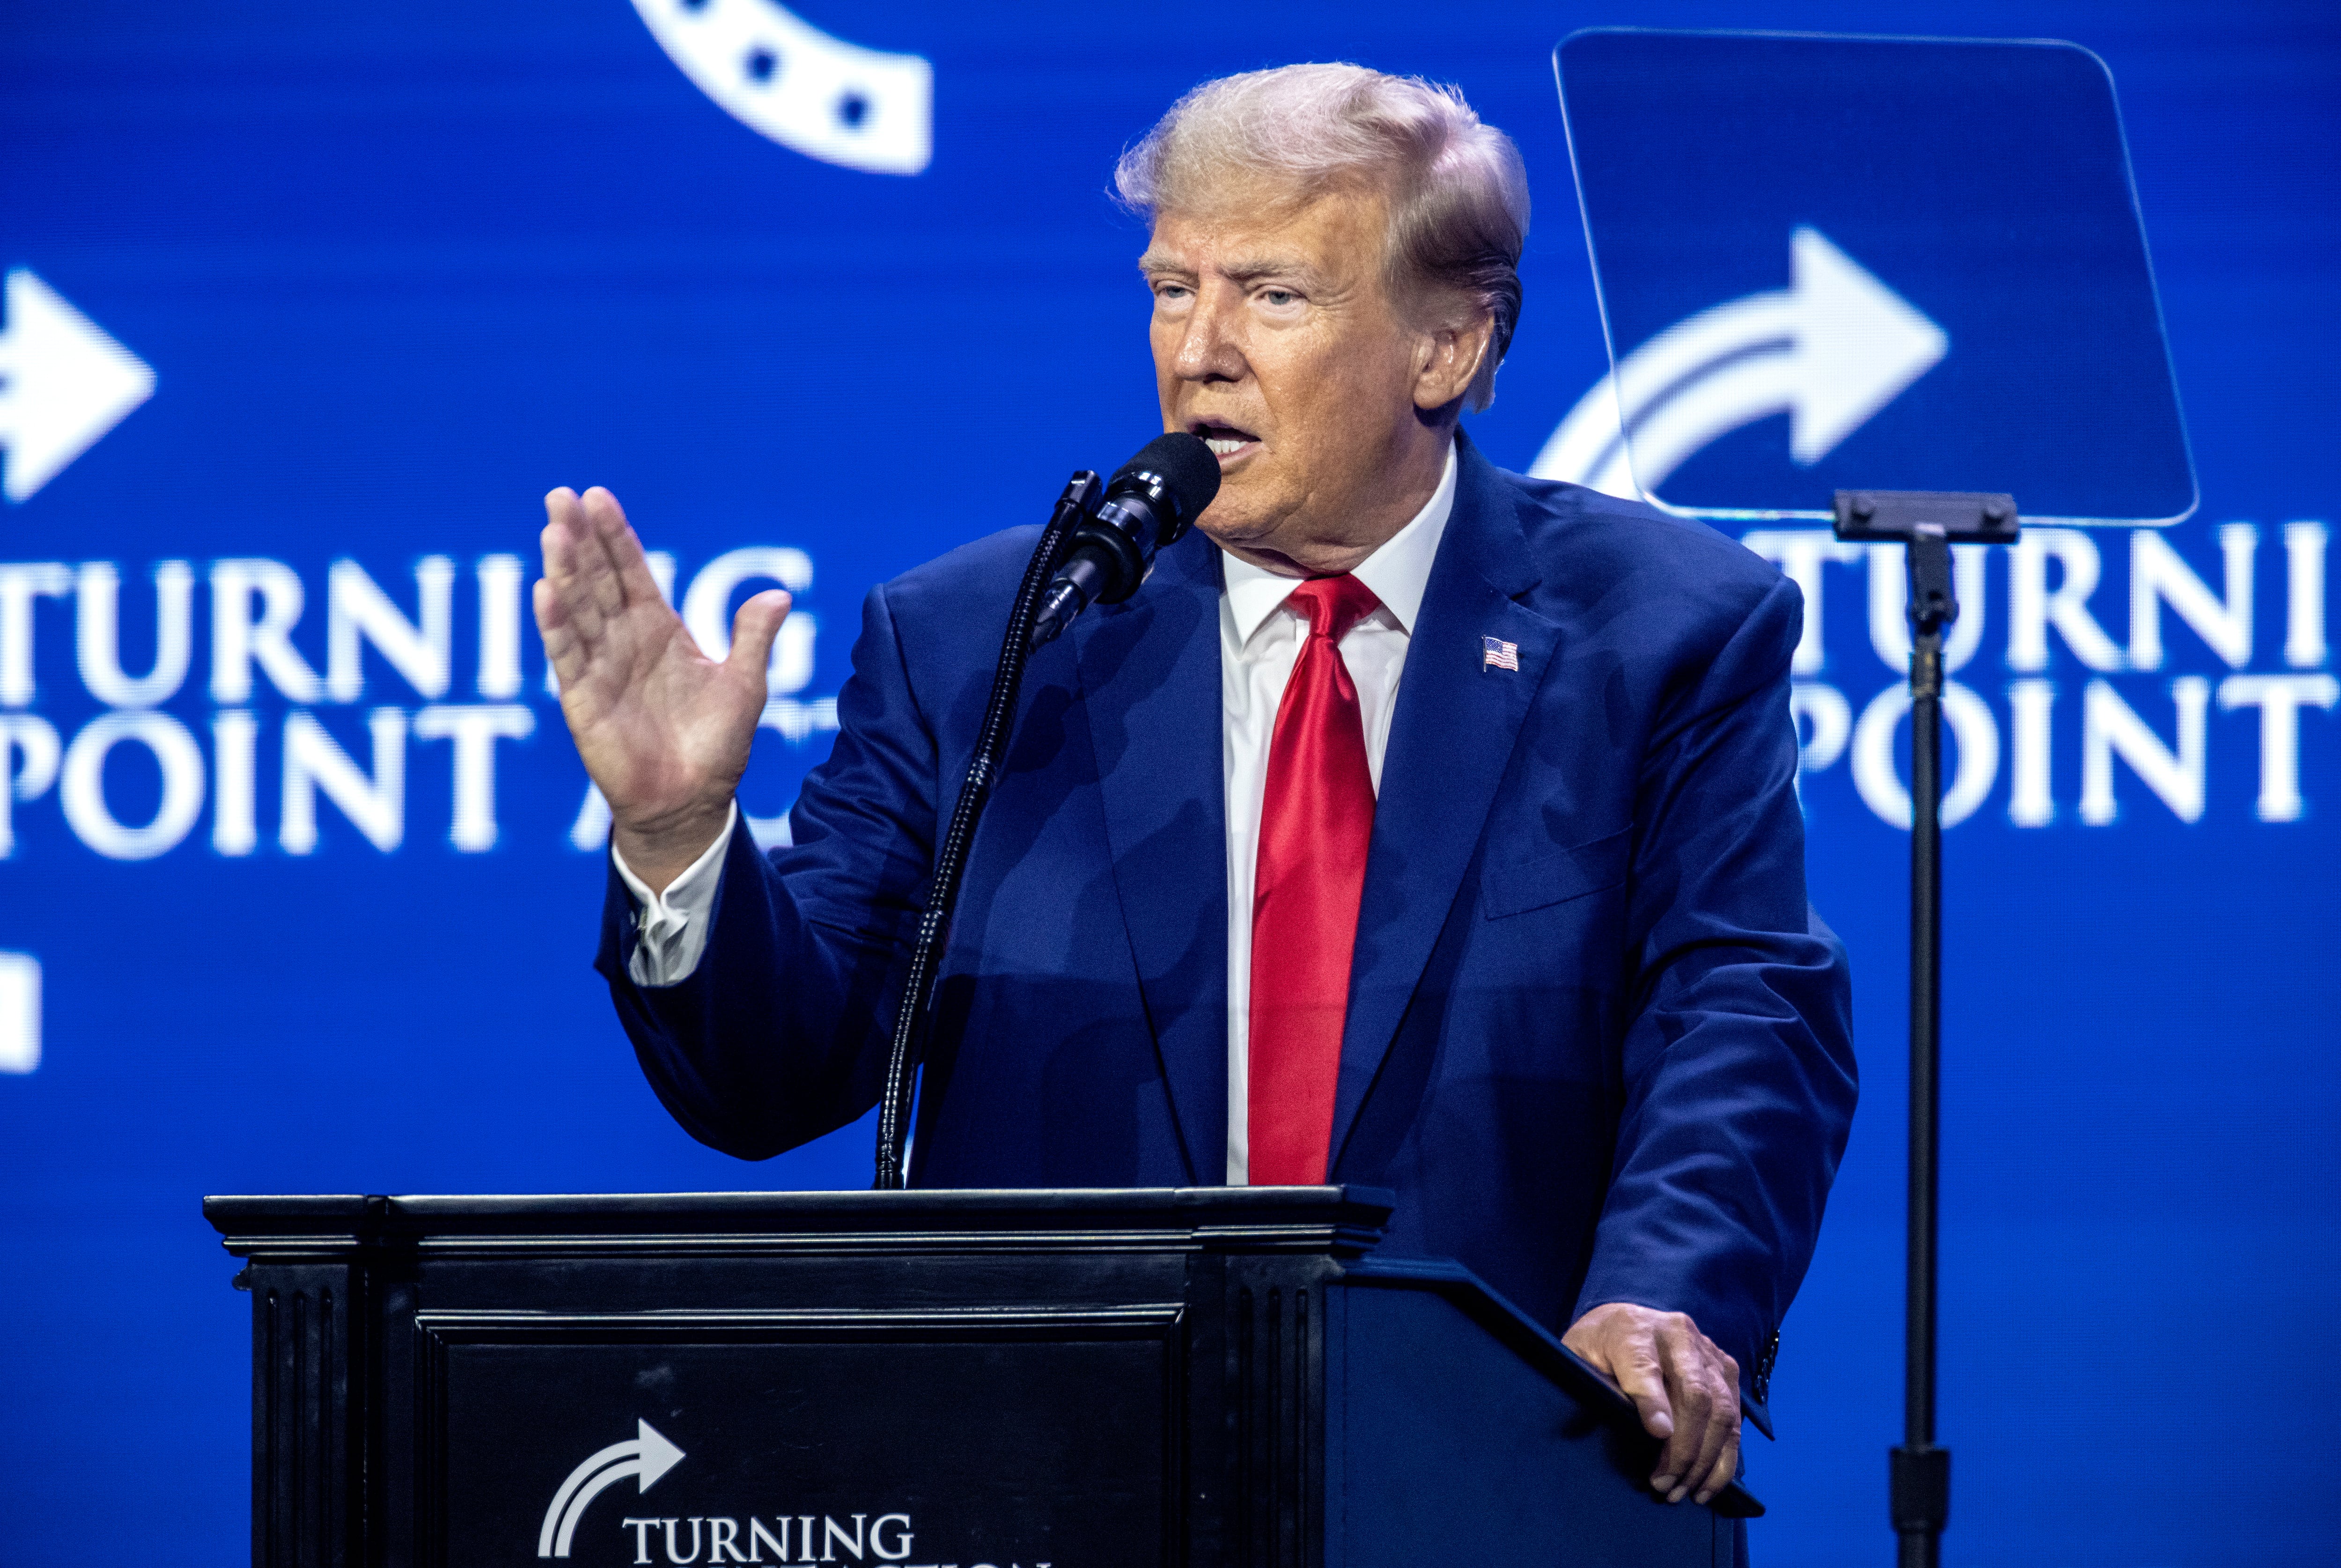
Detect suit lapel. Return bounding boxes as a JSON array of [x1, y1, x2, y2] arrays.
[[1328, 434, 1559, 1172], [1075, 530, 1229, 1183]]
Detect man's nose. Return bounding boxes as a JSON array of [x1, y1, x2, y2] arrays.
[[1172, 287, 1246, 383]]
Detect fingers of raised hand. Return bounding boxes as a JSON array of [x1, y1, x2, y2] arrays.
[[724, 590, 793, 681], [540, 488, 581, 584], [580, 486, 668, 612], [533, 578, 587, 690], [574, 487, 632, 618], [540, 491, 611, 646]]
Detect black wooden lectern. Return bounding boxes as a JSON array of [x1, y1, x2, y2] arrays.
[[205, 1187, 1757, 1567]]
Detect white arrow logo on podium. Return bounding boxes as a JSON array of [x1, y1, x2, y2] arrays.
[[537, 1419, 687, 1559], [0, 269, 156, 503], [1531, 227, 1947, 500]]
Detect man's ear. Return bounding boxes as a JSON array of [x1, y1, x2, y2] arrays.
[[1413, 313, 1496, 411]]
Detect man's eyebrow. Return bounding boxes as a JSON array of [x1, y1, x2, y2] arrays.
[[1220, 256, 1321, 286], [1136, 251, 1327, 288]]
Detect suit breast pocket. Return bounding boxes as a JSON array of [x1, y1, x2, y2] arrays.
[[1481, 826, 1631, 920]]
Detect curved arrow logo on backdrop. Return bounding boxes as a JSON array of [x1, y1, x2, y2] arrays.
[[537, 1419, 686, 1559], [631, 0, 932, 175], [1531, 227, 1946, 500], [0, 269, 155, 504]]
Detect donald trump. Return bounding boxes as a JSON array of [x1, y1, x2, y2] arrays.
[[536, 63, 1857, 1511]]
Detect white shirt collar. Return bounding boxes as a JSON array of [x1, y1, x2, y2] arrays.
[[1221, 437, 1458, 646]]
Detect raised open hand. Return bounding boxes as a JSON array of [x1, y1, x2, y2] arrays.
[[536, 486, 790, 890]]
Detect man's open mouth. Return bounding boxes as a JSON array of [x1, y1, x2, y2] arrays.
[[1191, 422, 1260, 461]]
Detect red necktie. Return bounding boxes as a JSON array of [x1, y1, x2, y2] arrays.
[[1249, 574, 1382, 1185]]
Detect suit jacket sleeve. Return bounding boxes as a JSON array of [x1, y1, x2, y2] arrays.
[[593, 577, 937, 1160], [1570, 569, 1858, 1421]]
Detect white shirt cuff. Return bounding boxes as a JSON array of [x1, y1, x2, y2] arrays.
[[610, 802, 739, 988]]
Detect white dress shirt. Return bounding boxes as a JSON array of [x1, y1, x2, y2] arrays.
[[1215, 443, 1455, 1181], [611, 799, 739, 983], [613, 439, 1459, 1186]]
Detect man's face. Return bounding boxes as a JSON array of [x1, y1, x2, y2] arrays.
[[1141, 183, 1443, 575]]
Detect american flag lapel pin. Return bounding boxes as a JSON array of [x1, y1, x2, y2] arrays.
[[1481, 635, 1520, 672]]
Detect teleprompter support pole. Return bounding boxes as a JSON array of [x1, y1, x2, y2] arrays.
[[1897, 528, 1952, 1568], [1833, 491, 2018, 1568]]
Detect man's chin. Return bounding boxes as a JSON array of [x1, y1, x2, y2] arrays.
[[1193, 498, 1271, 551], [1195, 517, 1311, 578]]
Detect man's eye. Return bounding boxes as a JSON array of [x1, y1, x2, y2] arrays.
[[1260, 289, 1297, 307]]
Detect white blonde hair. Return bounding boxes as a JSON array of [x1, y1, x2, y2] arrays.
[[1114, 63, 1530, 412]]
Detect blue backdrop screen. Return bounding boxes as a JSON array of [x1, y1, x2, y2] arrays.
[[1, 3, 2334, 1564]]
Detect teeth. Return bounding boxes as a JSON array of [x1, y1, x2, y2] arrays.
[[1203, 437, 1248, 456]]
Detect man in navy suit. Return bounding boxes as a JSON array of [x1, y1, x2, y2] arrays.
[[537, 65, 1855, 1511]]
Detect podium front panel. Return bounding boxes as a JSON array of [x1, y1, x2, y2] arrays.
[[422, 1307, 1179, 1567]]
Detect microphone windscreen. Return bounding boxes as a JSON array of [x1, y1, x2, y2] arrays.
[[1111, 431, 1222, 524]]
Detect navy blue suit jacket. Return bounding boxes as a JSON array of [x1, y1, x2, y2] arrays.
[[598, 432, 1857, 1429]]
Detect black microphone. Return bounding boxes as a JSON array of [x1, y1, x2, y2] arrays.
[[1028, 431, 1221, 648]]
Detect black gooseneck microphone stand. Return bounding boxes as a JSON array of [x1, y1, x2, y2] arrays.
[[1832, 489, 2019, 1568], [871, 473, 1094, 1190], [869, 431, 1215, 1190]]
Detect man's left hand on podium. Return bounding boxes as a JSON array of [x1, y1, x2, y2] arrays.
[[1563, 1302, 1743, 1507]]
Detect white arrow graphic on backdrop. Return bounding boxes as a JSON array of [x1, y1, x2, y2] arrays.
[[537, 1419, 686, 1558], [1531, 227, 1946, 500], [632, 0, 932, 175], [0, 269, 156, 503]]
